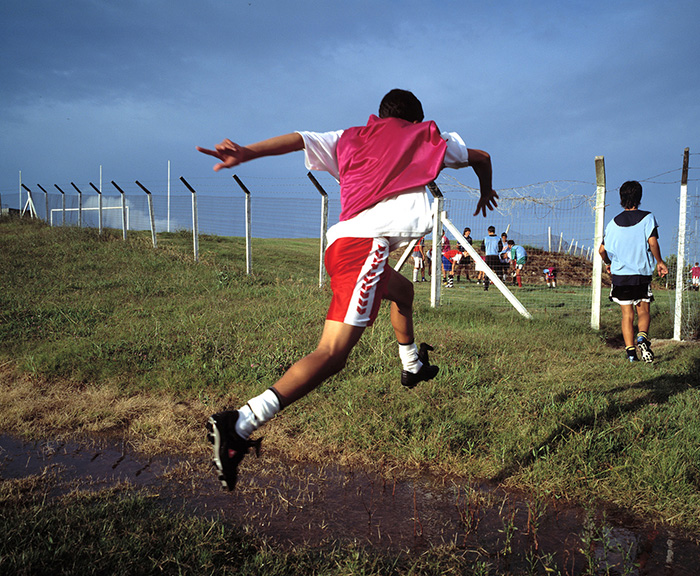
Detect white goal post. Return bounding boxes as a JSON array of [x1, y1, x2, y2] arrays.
[[395, 187, 532, 320]]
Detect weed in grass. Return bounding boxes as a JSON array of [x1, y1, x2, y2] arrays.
[[454, 485, 483, 540], [525, 496, 547, 551], [497, 501, 519, 557]]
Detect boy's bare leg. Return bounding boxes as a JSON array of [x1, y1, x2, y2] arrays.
[[207, 319, 363, 491], [384, 268, 414, 344], [272, 320, 365, 406], [635, 301, 651, 335], [620, 304, 636, 348], [384, 267, 439, 386]]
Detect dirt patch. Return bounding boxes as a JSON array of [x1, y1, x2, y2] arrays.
[[1, 433, 698, 574]]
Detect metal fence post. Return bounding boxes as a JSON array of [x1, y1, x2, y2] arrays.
[[179, 177, 199, 262], [89, 182, 103, 234], [54, 185, 66, 226], [307, 172, 329, 288], [233, 175, 252, 275], [37, 184, 49, 222], [20, 184, 38, 218], [136, 181, 158, 248], [110, 181, 128, 240], [70, 183, 83, 228]]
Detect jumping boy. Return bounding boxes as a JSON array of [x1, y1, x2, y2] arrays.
[[197, 89, 498, 490], [598, 181, 668, 363]]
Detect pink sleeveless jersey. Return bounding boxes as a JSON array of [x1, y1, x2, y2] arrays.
[[335, 115, 447, 221]]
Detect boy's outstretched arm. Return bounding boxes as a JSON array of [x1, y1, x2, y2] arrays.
[[197, 133, 304, 172], [467, 148, 499, 217]]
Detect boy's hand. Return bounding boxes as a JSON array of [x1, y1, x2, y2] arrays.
[[657, 261, 669, 277], [473, 189, 499, 217], [196, 139, 247, 171]]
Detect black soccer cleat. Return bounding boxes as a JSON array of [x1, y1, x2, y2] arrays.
[[636, 336, 654, 363], [626, 347, 639, 363], [401, 343, 439, 388], [206, 410, 261, 491]]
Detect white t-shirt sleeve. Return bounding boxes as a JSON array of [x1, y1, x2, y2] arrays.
[[441, 131, 470, 169], [296, 130, 344, 180]]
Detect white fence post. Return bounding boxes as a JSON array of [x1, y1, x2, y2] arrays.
[[37, 184, 49, 222], [54, 185, 66, 226], [233, 175, 252, 275], [179, 177, 199, 262], [136, 181, 158, 249], [89, 182, 103, 234], [71, 183, 83, 228], [20, 184, 38, 218], [110, 181, 129, 241], [591, 156, 607, 330], [306, 172, 329, 288], [673, 148, 690, 341]]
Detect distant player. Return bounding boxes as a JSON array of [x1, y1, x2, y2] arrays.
[[543, 267, 557, 288], [507, 240, 527, 287], [454, 227, 473, 282], [598, 181, 668, 363], [691, 262, 700, 291], [482, 226, 502, 291], [412, 237, 426, 282], [442, 248, 467, 288], [498, 232, 510, 280], [197, 89, 498, 490]]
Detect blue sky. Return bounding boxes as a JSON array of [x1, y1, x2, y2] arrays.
[[1, 0, 698, 256]]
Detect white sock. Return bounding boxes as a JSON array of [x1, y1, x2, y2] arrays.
[[413, 269, 418, 282], [235, 388, 281, 439], [399, 342, 423, 374]]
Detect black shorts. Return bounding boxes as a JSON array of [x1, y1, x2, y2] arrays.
[[609, 283, 653, 305]]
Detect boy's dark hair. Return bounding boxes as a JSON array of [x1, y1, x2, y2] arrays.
[[507, 240, 515, 246], [488, 225, 496, 233], [464, 227, 471, 233], [619, 180, 643, 209], [379, 89, 424, 123]]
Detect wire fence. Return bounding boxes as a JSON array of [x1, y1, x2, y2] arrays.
[[2, 156, 698, 339]]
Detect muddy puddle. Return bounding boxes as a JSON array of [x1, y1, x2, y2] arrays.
[[1, 434, 698, 575]]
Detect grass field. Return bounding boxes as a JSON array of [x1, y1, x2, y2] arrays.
[[1, 216, 699, 575]]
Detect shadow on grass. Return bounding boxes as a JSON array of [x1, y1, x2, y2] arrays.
[[492, 352, 700, 483]]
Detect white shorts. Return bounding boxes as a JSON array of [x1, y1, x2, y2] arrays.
[[413, 255, 424, 269]]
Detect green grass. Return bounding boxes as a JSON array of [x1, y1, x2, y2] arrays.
[[2, 216, 700, 573]]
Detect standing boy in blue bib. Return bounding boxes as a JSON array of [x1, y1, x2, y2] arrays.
[[598, 181, 668, 363]]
